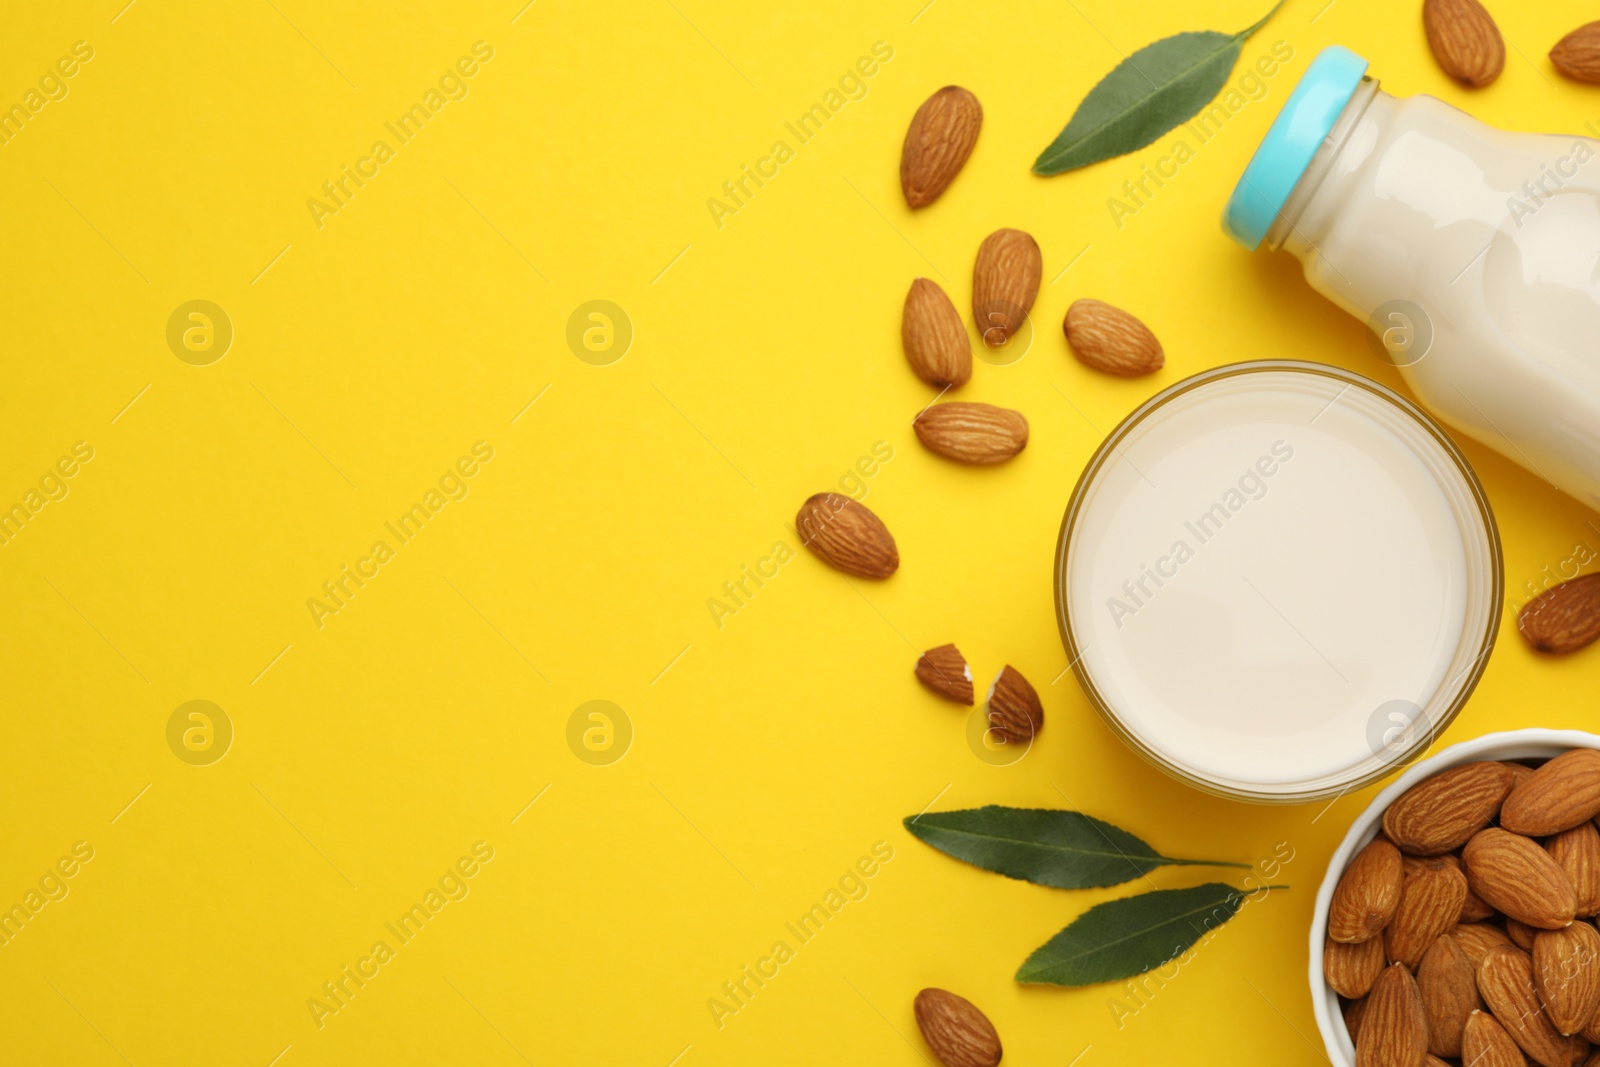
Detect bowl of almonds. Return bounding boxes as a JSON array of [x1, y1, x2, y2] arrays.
[[1313, 729, 1600, 1066]]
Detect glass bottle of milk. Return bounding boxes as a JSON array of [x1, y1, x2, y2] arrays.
[[1225, 45, 1600, 511]]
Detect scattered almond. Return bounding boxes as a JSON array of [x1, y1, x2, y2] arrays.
[[1552, 22, 1600, 84], [1386, 858, 1470, 969], [913, 402, 1029, 465], [1330, 837, 1405, 944], [1453, 921, 1515, 966], [1418, 934, 1482, 1057], [972, 229, 1040, 348], [1357, 963, 1429, 1067], [913, 987, 1002, 1067], [1383, 760, 1514, 856], [1327, 935, 1387, 999], [1519, 573, 1600, 654], [1502, 750, 1600, 837], [1533, 922, 1600, 1036], [1423, 0, 1506, 87], [1463, 828, 1579, 930], [795, 493, 899, 579], [1549, 823, 1600, 917], [1463, 1009, 1532, 1067], [1063, 299, 1165, 377], [903, 278, 973, 389], [1477, 946, 1588, 1067], [916, 644, 974, 705], [900, 87, 982, 209], [986, 665, 1042, 745]]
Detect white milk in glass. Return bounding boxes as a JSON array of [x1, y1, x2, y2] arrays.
[[1058, 364, 1499, 801]]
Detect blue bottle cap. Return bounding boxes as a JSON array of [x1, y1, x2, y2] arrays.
[[1222, 45, 1370, 250]]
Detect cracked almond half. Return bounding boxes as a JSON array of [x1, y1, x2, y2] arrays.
[[986, 665, 1042, 745], [916, 644, 973, 705]]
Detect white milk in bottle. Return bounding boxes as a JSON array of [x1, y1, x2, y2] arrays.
[[1225, 45, 1600, 510]]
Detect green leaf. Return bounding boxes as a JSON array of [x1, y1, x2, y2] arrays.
[[901, 806, 1248, 890], [1016, 883, 1254, 986], [1032, 1, 1286, 175]]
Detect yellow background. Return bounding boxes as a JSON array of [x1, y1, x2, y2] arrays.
[[3, 0, 1599, 1063]]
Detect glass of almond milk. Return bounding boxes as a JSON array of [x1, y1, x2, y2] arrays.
[[1055, 362, 1501, 802]]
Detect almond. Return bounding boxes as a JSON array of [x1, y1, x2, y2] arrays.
[[1454, 921, 1515, 965], [1506, 761, 1539, 787], [916, 644, 974, 705], [1583, 1007, 1600, 1044], [900, 87, 982, 209], [1407, 853, 1482, 921], [1519, 574, 1600, 654], [1419, 934, 1482, 1057], [1463, 1009, 1533, 1067], [795, 493, 899, 579], [1331, 837, 1406, 944], [1550, 823, 1600, 917], [1401, 853, 1432, 879], [1509, 918, 1539, 952], [1345, 995, 1370, 1044], [972, 229, 1040, 348], [1357, 963, 1429, 1067], [903, 278, 973, 389], [1552, 22, 1600, 84], [1328, 935, 1388, 999], [1464, 828, 1579, 929], [1534, 923, 1600, 1036], [1387, 858, 1470, 969], [913, 987, 1002, 1067], [1461, 883, 1498, 924], [913, 402, 1028, 465], [1423, 0, 1506, 87], [1477, 945, 1589, 1067], [1503, 750, 1600, 836], [1063, 299, 1165, 377], [986, 665, 1042, 745], [1383, 760, 1515, 856]]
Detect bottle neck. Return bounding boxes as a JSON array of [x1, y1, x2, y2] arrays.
[[1265, 77, 1385, 253]]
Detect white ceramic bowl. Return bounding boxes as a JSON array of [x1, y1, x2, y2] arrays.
[[1310, 729, 1600, 1064]]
